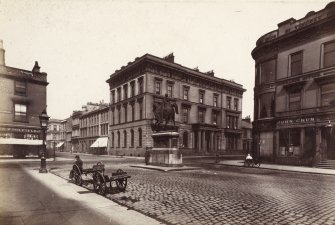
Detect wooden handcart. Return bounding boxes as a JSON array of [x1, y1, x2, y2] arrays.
[[71, 162, 131, 195]]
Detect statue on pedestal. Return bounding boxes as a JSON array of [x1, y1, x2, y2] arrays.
[[152, 94, 178, 131]]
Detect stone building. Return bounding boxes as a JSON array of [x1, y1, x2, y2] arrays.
[[79, 103, 109, 154], [0, 40, 48, 158], [106, 53, 245, 156], [46, 119, 62, 150], [71, 111, 82, 153], [241, 116, 252, 154], [252, 2, 335, 165]]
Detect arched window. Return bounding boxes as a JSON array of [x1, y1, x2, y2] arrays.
[[130, 129, 134, 147], [182, 131, 188, 148], [123, 130, 127, 147], [117, 131, 120, 147], [138, 128, 142, 147]]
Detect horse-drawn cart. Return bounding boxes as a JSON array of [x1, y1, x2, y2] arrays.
[[71, 162, 130, 195]]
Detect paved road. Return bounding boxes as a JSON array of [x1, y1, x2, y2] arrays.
[[52, 159, 335, 225]]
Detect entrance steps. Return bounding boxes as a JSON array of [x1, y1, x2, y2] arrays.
[[316, 160, 335, 170]]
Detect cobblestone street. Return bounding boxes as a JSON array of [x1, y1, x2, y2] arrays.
[[53, 163, 335, 225]]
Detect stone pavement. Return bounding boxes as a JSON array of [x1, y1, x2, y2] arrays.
[[216, 160, 335, 175], [0, 164, 163, 225]]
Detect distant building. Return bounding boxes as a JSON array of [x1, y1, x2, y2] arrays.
[[65, 117, 72, 152], [71, 111, 82, 153], [57, 119, 67, 152], [241, 116, 252, 154], [79, 103, 109, 154], [46, 119, 62, 150], [0, 40, 48, 158], [106, 53, 245, 156], [252, 2, 335, 165]]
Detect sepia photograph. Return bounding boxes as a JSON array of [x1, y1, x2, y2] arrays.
[[0, 0, 334, 224]]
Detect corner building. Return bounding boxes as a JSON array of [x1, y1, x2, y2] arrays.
[[252, 2, 335, 165], [106, 53, 245, 156]]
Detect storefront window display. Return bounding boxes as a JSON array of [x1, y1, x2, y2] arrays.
[[279, 128, 300, 156]]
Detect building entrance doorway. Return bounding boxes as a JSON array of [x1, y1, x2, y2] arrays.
[[327, 137, 335, 159]]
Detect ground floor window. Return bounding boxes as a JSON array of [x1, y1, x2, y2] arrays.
[[279, 128, 301, 156]]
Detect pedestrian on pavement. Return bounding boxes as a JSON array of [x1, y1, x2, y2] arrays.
[[245, 153, 253, 166], [75, 155, 83, 172]]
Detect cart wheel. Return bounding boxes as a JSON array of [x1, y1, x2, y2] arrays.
[[93, 172, 106, 195], [73, 165, 82, 186], [116, 178, 127, 191]]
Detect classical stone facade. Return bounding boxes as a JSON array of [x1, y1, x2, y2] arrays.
[[252, 2, 335, 165], [0, 40, 48, 158], [106, 53, 245, 156], [79, 104, 109, 154]]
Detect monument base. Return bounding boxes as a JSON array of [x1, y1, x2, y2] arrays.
[[148, 131, 183, 167]]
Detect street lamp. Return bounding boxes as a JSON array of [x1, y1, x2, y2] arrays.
[[39, 109, 50, 173]]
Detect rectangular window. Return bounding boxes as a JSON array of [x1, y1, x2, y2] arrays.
[[199, 91, 204, 104], [321, 83, 335, 106], [131, 103, 135, 121], [111, 90, 115, 104], [117, 88, 121, 102], [259, 93, 275, 118], [182, 107, 189, 123], [260, 59, 276, 84], [213, 95, 218, 107], [183, 88, 189, 100], [155, 81, 161, 95], [290, 51, 303, 76], [139, 100, 143, 120], [123, 84, 128, 100], [226, 96, 231, 109], [234, 98, 239, 111], [198, 110, 205, 123], [213, 112, 217, 125], [289, 91, 301, 111], [124, 104, 127, 123], [130, 81, 135, 97], [118, 106, 121, 124], [14, 103, 27, 121], [138, 77, 144, 94], [15, 81, 26, 95], [324, 41, 335, 68], [167, 84, 173, 98]]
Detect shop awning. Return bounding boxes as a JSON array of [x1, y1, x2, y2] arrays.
[[90, 137, 108, 148], [56, 142, 64, 148], [0, 138, 43, 145]]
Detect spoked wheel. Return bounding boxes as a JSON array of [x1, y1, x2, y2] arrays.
[[73, 165, 82, 186], [93, 172, 106, 195], [115, 169, 127, 192]]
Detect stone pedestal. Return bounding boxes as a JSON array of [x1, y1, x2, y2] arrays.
[[148, 131, 183, 167]]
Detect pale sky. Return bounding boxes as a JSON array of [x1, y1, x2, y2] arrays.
[[0, 0, 331, 120]]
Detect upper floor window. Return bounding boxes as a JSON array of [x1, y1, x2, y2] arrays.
[[15, 81, 27, 95], [167, 82, 173, 98], [182, 107, 189, 123], [117, 88, 121, 102], [324, 41, 335, 68], [234, 98, 239, 111], [183, 87, 189, 100], [198, 109, 205, 123], [289, 91, 301, 111], [321, 83, 335, 106], [138, 128, 142, 147], [111, 90, 115, 104], [131, 103, 135, 121], [14, 103, 27, 122], [123, 104, 128, 123], [130, 81, 135, 97], [123, 84, 128, 100], [213, 95, 218, 107], [260, 59, 276, 84], [212, 111, 218, 125], [259, 93, 275, 118], [199, 91, 205, 104], [155, 80, 161, 95], [138, 100, 143, 120], [226, 96, 231, 109], [290, 51, 303, 76], [138, 77, 144, 94]]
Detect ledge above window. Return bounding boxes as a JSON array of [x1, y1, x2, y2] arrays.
[[283, 80, 306, 93]]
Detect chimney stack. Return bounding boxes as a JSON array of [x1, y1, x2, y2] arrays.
[[0, 40, 5, 66], [163, 53, 174, 63]]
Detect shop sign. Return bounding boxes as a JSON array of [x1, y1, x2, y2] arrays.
[[277, 117, 315, 125], [0, 127, 40, 134]]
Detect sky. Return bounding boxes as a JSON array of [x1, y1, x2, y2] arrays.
[[0, 0, 331, 120]]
